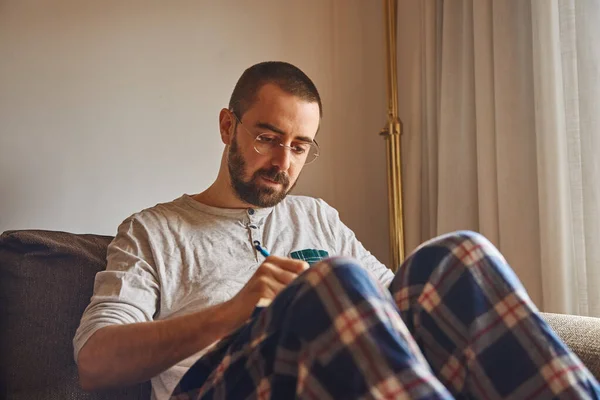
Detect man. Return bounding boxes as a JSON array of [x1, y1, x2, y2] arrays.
[[74, 61, 600, 400]]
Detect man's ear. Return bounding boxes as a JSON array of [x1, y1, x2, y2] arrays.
[[219, 108, 235, 145]]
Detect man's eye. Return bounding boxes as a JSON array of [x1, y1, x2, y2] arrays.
[[292, 144, 309, 155], [256, 135, 277, 144]]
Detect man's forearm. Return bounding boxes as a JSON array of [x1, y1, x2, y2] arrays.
[[77, 300, 244, 391]]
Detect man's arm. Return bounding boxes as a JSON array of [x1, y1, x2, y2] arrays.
[[77, 255, 307, 391], [319, 199, 395, 285], [77, 300, 239, 390]]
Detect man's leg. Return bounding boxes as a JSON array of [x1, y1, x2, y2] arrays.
[[171, 258, 453, 400], [389, 230, 600, 399]]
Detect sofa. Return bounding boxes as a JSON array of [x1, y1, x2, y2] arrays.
[[1, 229, 599, 399]]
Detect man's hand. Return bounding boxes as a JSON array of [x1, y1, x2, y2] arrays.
[[226, 256, 309, 324]]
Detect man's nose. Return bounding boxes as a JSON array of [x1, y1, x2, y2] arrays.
[[270, 144, 292, 172]]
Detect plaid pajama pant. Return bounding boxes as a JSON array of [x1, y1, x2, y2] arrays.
[[171, 231, 600, 399]]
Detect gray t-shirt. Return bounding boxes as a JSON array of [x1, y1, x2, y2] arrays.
[[73, 194, 393, 400]]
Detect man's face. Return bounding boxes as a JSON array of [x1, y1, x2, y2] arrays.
[[227, 84, 320, 208]]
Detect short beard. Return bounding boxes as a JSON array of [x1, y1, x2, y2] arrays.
[[228, 134, 294, 207]]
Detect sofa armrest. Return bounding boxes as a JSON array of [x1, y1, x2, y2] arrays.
[[0, 229, 151, 400], [541, 312, 600, 381]]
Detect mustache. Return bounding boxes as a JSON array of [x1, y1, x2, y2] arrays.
[[255, 168, 290, 186]]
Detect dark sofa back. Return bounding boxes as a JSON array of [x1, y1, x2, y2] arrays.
[[0, 230, 151, 400]]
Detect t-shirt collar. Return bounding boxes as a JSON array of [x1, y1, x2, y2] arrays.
[[180, 194, 275, 219]]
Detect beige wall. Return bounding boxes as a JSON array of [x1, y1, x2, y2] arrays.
[[0, 1, 391, 267]]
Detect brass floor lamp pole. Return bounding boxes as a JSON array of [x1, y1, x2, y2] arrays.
[[381, 0, 405, 270]]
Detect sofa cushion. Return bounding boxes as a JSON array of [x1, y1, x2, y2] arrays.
[[0, 229, 151, 400]]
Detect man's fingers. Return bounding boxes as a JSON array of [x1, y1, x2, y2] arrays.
[[255, 274, 286, 298], [249, 256, 310, 304], [256, 298, 272, 307], [259, 262, 298, 285], [264, 255, 309, 274]]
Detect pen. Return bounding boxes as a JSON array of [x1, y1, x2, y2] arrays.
[[253, 240, 270, 257], [252, 241, 274, 311]]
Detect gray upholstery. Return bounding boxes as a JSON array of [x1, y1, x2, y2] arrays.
[[541, 312, 600, 380], [0, 230, 151, 400], [1, 229, 599, 399]]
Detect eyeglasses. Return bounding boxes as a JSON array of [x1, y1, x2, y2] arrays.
[[231, 111, 320, 165]]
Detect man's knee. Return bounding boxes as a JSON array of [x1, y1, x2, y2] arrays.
[[418, 230, 496, 253], [277, 257, 387, 340], [392, 230, 508, 289], [300, 257, 372, 284], [290, 257, 385, 304], [411, 230, 504, 268]]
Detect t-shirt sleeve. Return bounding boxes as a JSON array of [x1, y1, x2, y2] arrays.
[[319, 199, 395, 287], [72, 215, 161, 362]]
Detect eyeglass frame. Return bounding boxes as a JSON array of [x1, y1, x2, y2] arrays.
[[229, 110, 320, 165]]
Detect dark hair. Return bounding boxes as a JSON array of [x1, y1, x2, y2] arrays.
[[228, 61, 322, 119]]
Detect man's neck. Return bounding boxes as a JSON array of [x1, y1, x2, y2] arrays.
[[192, 182, 252, 210]]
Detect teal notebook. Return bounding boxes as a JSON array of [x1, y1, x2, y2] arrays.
[[290, 249, 329, 265]]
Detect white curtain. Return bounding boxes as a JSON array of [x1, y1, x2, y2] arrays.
[[396, 0, 600, 316]]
